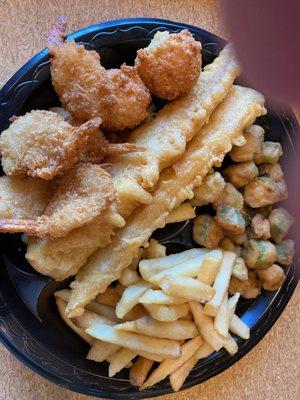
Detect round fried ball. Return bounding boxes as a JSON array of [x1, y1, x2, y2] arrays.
[[135, 30, 202, 100]]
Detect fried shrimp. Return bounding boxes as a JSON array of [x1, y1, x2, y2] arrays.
[[51, 107, 143, 164], [135, 30, 201, 100], [0, 110, 101, 180], [0, 163, 117, 239], [48, 18, 151, 132]]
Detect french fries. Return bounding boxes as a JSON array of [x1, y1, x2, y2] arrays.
[[130, 357, 154, 387], [95, 286, 121, 307], [145, 303, 190, 321], [139, 248, 207, 281], [87, 342, 120, 362], [166, 202, 196, 224], [229, 314, 250, 339], [149, 254, 208, 286], [197, 248, 223, 284], [108, 348, 137, 377], [189, 301, 224, 351], [138, 289, 187, 305], [161, 276, 215, 302], [204, 251, 236, 316], [140, 336, 202, 390], [86, 302, 119, 322], [214, 293, 230, 336], [142, 239, 166, 259], [116, 282, 150, 318], [223, 333, 238, 355], [119, 268, 140, 286], [86, 324, 181, 359], [169, 355, 198, 392], [115, 316, 198, 340]]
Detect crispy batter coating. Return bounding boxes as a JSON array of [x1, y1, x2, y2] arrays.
[[0, 176, 51, 219], [0, 163, 117, 239], [48, 18, 151, 132], [0, 110, 101, 180], [135, 30, 201, 100], [51, 107, 142, 163]]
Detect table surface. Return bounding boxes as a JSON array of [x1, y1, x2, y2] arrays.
[[0, 1, 299, 400]]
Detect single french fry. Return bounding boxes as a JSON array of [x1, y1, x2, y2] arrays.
[[95, 286, 121, 307], [160, 276, 215, 302], [108, 348, 137, 377], [72, 309, 115, 330], [86, 324, 181, 359], [87, 342, 121, 362], [232, 257, 248, 281], [140, 336, 202, 390], [169, 355, 198, 392], [116, 282, 150, 319], [189, 301, 224, 351], [229, 314, 250, 339], [138, 289, 187, 305], [195, 341, 215, 359], [197, 249, 223, 285], [149, 254, 208, 286], [228, 293, 240, 319], [142, 239, 166, 259], [145, 303, 190, 321], [214, 293, 230, 337], [223, 333, 238, 355], [125, 362, 133, 368], [204, 251, 236, 316], [55, 298, 94, 345], [130, 357, 154, 387], [86, 302, 119, 322], [122, 304, 148, 321], [166, 202, 196, 224], [139, 248, 208, 281], [119, 268, 140, 287], [115, 316, 198, 340], [137, 351, 164, 362]]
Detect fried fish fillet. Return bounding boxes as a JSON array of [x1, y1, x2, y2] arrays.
[[0, 176, 51, 219], [0, 164, 117, 239], [66, 85, 266, 317], [26, 44, 240, 280]]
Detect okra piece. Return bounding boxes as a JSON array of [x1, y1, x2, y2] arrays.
[[192, 214, 223, 249], [268, 207, 294, 243], [243, 239, 277, 269]]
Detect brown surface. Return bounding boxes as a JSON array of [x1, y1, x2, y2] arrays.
[[0, 1, 299, 400]]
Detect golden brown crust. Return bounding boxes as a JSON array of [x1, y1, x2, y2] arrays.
[[136, 30, 202, 100]]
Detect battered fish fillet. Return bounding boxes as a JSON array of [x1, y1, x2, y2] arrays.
[[66, 85, 266, 317], [0, 176, 51, 219], [26, 44, 240, 280], [0, 110, 101, 180], [48, 19, 151, 132], [136, 30, 202, 100], [0, 164, 117, 239], [51, 107, 142, 164]]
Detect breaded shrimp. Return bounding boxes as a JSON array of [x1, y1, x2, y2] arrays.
[[135, 30, 202, 100], [48, 18, 151, 132], [0, 110, 101, 180], [0, 163, 117, 238], [0, 176, 51, 219], [51, 107, 143, 163]]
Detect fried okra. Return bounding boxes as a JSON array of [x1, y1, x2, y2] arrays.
[[232, 257, 248, 281], [249, 213, 271, 240], [268, 207, 294, 243], [219, 237, 237, 252], [243, 239, 277, 269], [258, 163, 284, 182], [192, 214, 223, 249], [223, 161, 258, 188], [215, 205, 246, 234], [214, 182, 244, 210], [229, 125, 264, 162], [225, 231, 248, 245], [229, 271, 261, 299], [256, 264, 285, 291], [254, 141, 283, 164], [276, 239, 295, 265], [192, 172, 225, 206], [244, 177, 281, 208]]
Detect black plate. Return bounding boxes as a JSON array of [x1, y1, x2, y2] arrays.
[[0, 18, 299, 399]]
